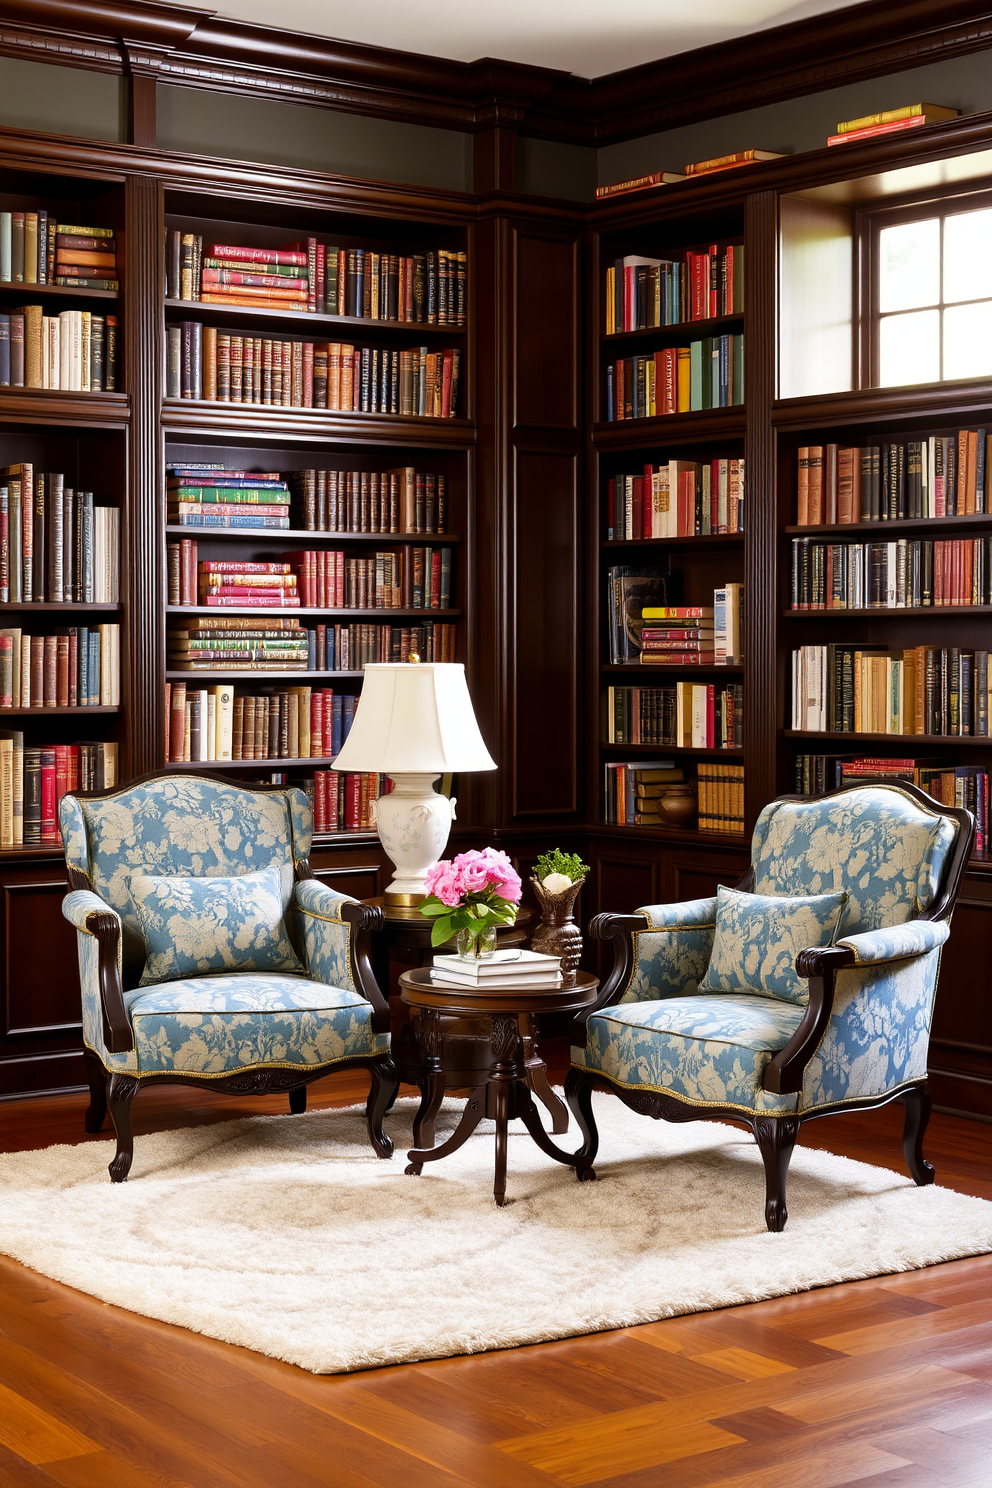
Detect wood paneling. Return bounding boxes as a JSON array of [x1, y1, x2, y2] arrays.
[[510, 450, 580, 820], [0, 858, 83, 1098], [930, 881, 992, 1119], [513, 230, 578, 431]]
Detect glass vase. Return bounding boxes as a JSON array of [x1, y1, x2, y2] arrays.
[[455, 925, 498, 960]]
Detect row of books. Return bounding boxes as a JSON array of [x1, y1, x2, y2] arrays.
[[795, 434, 988, 526], [194, 561, 299, 609], [595, 151, 786, 199], [166, 233, 466, 325], [291, 548, 452, 611], [827, 102, 958, 148], [0, 625, 120, 708], [605, 335, 744, 420], [0, 468, 118, 604], [288, 467, 447, 534], [606, 682, 743, 748], [604, 760, 685, 826], [0, 737, 118, 849], [789, 536, 991, 610], [607, 459, 745, 539], [794, 754, 987, 856], [166, 617, 455, 671], [0, 216, 118, 290], [312, 770, 387, 833], [166, 323, 461, 417], [0, 308, 118, 391], [792, 644, 992, 737], [167, 465, 291, 531], [603, 759, 744, 832], [168, 617, 308, 671], [165, 683, 358, 763], [604, 243, 743, 333]]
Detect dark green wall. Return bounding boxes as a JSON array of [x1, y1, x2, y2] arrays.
[[0, 57, 121, 141]]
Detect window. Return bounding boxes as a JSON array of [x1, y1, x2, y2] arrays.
[[873, 199, 992, 386]]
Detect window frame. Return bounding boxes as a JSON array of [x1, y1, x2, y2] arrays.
[[857, 183, 992, 390]]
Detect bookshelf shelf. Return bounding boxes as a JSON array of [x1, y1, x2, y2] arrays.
[[0, 389, 128, 425], [603, 312, 744, 346], [587, 822, 747, 847], [165, 526, 460, 545], [164, 755, 342, 770], [602, 534, 744, 550], [784, 514, 992, 537], [0, 602, 122, 612], [772, 380, 992, 431], [593, 408, 746, 448], [160, 399, 474, 447], [0, 283, 117, 302], [166, 605, 462, 618], [782, 606, 992, 618], [166, 671, 364, 681], [785, 730, 992, 746], [164, 299, 465, 339], [603, 743, 744, 756], [0, 705, 118, 715], [604, 663, 745, 674]]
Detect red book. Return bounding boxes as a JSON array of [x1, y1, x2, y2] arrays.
[[314, 768, 327, 832], [40, 747, 57, 844], [208, 244, 307, 265], [707, 684, 716, 747]]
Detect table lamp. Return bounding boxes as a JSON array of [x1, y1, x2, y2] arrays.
[[331, 660, 496, 917]]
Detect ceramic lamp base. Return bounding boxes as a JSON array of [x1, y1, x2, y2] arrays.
[[372, 772, 457, 901]]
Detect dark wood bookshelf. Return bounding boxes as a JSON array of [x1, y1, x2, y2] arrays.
[[593, 407, 746, 447], [602, 743, 744, 756], [164, 755, 342, 770], [785, 730, 992, 747], [0, 602, 122, 612], [604, 662, 745, 674], [784, 514, 992, 537], [783, 605, 992, 618], [160, 399, 474, 446], [588, 822, 747, 847], [0, 705, 118, 715], [165, 671, 364, 681]]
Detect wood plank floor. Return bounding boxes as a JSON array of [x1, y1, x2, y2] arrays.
[[1, 1054, 990, 1487]]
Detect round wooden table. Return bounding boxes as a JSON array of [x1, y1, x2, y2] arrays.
[[399, 967, 599, 1206]]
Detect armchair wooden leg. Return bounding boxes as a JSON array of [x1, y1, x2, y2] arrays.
[[902, 1084, 935, 1186], [754, 1116, 800, 1233], [564, 1068, 601, 1167], [107, 1074, 139, 1183], [83, 1049, 108, 1134], [366, 1058, 398, 1160], [288, 1086, 307, 1115]]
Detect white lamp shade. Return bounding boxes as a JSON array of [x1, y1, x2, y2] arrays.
[[331, 663, 496, 774]]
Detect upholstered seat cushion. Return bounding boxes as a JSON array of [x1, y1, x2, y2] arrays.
[[123, 973, 389, 1076], [573, 994, 804, 1114]]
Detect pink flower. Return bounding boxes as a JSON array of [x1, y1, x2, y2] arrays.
[[424, 860, 464, 907]]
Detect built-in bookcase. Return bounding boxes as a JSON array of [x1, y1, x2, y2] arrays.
[[589, 206, 750, 857]]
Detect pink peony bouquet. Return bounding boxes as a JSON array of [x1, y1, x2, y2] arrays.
[[419, 848, 522, 948]]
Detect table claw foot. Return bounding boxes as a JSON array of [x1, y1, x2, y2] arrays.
[[405, 1161, 424, 1176]]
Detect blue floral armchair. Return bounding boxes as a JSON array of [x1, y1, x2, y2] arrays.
[[566, 783, 973, 1231], [60, 772, 397, 1181]]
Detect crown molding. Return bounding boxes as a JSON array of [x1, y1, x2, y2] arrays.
[[0, 0, 990, 147]]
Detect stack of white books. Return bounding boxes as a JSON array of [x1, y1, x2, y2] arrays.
[[430, 947, 563, 991]]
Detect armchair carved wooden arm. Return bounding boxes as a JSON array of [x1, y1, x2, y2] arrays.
[[566, 782, 973, 1232], [61, 771, 397, 1182]]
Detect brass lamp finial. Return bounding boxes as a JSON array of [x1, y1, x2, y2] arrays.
[[408, 651, 421, 664]]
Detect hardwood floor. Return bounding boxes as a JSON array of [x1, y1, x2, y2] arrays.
[[0, 1054, 990, 1487]]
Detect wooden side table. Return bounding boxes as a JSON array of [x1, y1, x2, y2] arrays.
[[399, 968, 599, 1206], [363, 901, 568, 1137]]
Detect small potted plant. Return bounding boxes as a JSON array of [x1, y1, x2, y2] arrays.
[[530, 849, 590, 986], [419, 848, 522, 959]]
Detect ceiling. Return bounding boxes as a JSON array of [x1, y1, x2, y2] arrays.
[[204, 0, 872, 79]]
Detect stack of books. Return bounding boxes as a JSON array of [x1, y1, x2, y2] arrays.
[[198, 560, 300, 609], [167, 466, 292, 531], [429, 948, 563, 991], [0, 213, 117, 289], [639, 606, 715, 665], [604, 761, 686, 825], [167, 615, 310, 671], [199, 242, 308, 312], [828, 104, 958, 147], [53, 225, 118, 291]]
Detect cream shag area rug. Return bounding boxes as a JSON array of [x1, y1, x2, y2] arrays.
[[1, 1095, 990, 1375]]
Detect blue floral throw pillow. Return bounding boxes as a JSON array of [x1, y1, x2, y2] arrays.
[[130, 865, 304, 987], [698, 884, 849, 1005]]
